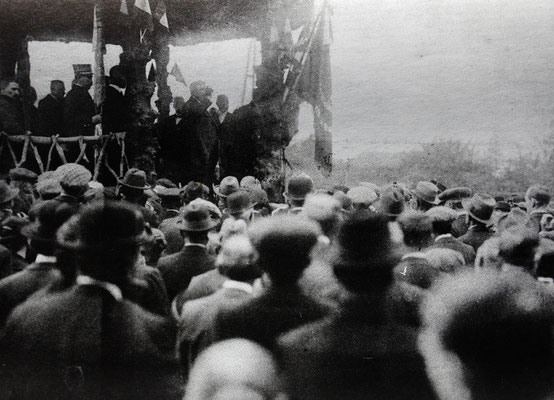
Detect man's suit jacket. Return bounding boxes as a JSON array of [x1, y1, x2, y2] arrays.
[[430, 234, 476, 266], [0, 95, 24, 135], [64, 85, 96, 136], [459, 225, 495, 252], [183, 97, 218, 184], [102, 86, 129, 133], [173, 269, 227, 310], [277, 296, 436, 400], [158, 245, 215, 301], [38, 94, 64, 136], [176, 284, 252, 368], [1, 284, 183, 400], [0, 260, 62, 326], [214, 285, 329, 349], [210, 109, 236, 178]]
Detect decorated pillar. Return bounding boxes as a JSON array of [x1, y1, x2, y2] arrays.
[[152, 32, 172, 120]]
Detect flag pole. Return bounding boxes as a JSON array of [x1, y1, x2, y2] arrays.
[[281, 6, 325, 106], [93, 0, 106, 109]]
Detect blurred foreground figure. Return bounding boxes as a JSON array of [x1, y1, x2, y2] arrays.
[[185, 339, 287, 400], [277, 212, 435, 400], [420, 270, 554, 400], [1, 201, 182, 400]]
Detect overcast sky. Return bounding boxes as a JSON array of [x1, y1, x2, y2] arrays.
[[30, 0, 554, 158]]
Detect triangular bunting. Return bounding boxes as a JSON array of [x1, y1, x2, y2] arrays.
[[120, 0, 129, 15], [154, 0, 169, 29], [170, 63, 187, 86], [148, 62, 157, 82], [134, 0, 151, 15]]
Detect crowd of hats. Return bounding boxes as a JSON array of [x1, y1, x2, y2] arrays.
[[0, 163, 552, 400]]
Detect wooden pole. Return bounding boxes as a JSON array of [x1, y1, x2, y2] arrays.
[[93, 0, 106, 109]]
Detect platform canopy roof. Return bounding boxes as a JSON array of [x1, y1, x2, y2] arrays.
[[0, 0, 313, 46]]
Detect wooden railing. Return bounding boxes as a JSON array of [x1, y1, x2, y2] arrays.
[[0, 131, 128, 181]]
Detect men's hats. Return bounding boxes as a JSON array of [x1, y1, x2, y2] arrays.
[[36, 178, 62, 200], [214, 176, 240, 198], [8, 167, 38, 183], [438, 187, 473, 202], [55, 163, 92, 188], [0, 180, 19, 204], [377, 185, 405, 217], [494, 201, 511, 213], [333, 191, 353, 212], [58, 201, 147, 250], [430, 179, 447, 193], [359, 182, 380, 196], [240, 176, 262, 190], [467, 194, 496, 224], [284, 173, 314, 201], [73, 64, 93, 77], [245, 187, 269, 207], [177, 202, 219, 232], [526, 185, 551, 205], [155, 178, 177, 189], [224, 190, 256, 216], [425, 206, 458, 223], [183, 181, 206, 203], [118, 168, 151, 190], [331, 211, 402, 292], [22, 200, 75, 244], [412, 181, 440, 205], [347, 186, 378, 206], [303, 193, 341, 222]]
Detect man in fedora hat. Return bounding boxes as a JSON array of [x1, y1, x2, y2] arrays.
[[0, 200, 75, 326], [277, 212, 435, 400], [411, 181, 440, 212], [272, 173, 314, 216], [222, 190, 260, 224], [52, 163, 91, 208], [1, 201, 183, 399], [213, 176, 240, 210], [459, 194, 497, 251], [158, 201, 218, 300], [64, 64, 101, 137], [214, 215, 329, 348], [438, 186, 473, 237]]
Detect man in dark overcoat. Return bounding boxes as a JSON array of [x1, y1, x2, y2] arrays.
[[63, 64, 100, 137], [38, 80, 65, 136], [0, 201, 183, 399]]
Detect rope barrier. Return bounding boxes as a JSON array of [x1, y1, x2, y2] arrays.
[[0, 131, 127, 178]]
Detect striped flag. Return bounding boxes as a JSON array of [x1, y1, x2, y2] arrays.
[[154, 0, 169, 30]]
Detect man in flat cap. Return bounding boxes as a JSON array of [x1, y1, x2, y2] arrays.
[[52, 163, 91, 208], [524, 184, 552, 235], [214, 215, 329, 348], [8, 167, 37, 215], [64, 64, 101, 137], [1, 201, 183, 399]]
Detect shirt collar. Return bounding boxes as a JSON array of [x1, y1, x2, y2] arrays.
[[76, 275, 122, 302], [109, 84, 125, 95], [435, 233, 453, 242], [185, 243, 207, 249], [222, 280, 253, 294], [35, 254, 57, 264]]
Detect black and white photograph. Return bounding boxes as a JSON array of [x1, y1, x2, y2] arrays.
[[0, 0, 552, 399]]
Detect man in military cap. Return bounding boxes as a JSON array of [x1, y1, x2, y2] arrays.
[[64, 64, 101, 137]]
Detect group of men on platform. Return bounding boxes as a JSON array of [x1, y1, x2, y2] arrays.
[[0, 64, 260, 188]]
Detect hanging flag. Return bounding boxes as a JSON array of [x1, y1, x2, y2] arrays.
[[120, 0, 129, 15], [148, 62, 157, 82], [134, 0, 153, 31], [170, 63, 187, 86], [154, 0, 169, 30]]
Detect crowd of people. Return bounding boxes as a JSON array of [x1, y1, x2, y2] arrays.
[[0, 64, 260, 188], [0, 159, 551, 399]]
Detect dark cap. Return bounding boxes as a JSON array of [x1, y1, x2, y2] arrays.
[[9, 167, 38, 182]]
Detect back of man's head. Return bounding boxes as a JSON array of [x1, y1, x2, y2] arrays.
[[216, 235, 260, 282], [398, 211, 433, 249], [498, 228, 539, 272], [526, 184, 551, 208], [420, 269, 554, 400], [248, 215, 321, 286]]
